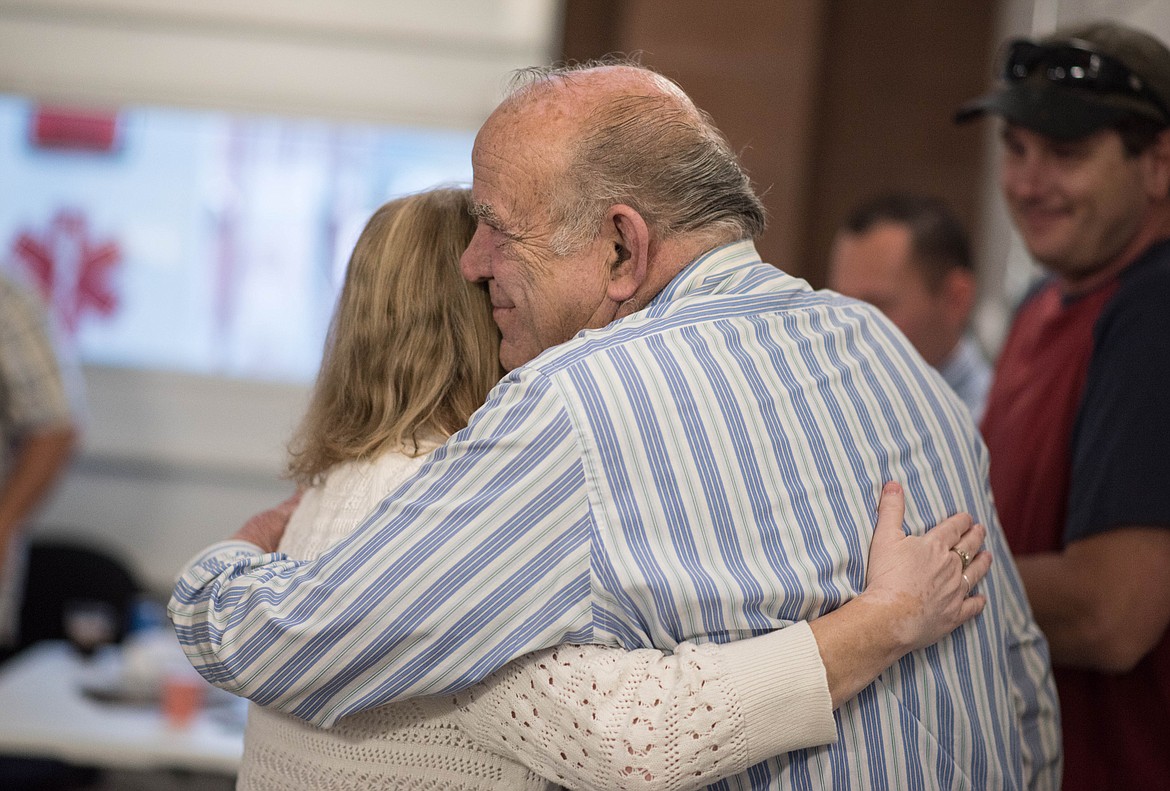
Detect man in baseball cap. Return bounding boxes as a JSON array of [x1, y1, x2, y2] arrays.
[[957, 20, 1170, 791]]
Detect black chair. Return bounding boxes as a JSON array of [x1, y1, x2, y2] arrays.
[[0, 756, 99, 791], [16, 537, 142, 652], [2, 539, 140, 789]]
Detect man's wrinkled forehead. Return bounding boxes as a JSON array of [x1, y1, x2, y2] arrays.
[[477, 87, 577, 173], [472, 93, 573, 204]]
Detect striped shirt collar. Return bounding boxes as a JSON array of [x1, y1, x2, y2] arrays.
[[528, 239, 809, 374], [649, 238, 809, 311]]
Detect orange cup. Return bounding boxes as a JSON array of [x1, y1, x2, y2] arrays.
[[161, 670, 206, 729]]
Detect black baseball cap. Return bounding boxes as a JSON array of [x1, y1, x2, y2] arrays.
[[955, 21, 1170, 139]]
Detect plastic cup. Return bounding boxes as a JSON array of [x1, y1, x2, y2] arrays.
[[161, 668, 206, 729]]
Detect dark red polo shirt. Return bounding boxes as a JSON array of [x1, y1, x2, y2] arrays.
[[982, 239, 1170, 791]]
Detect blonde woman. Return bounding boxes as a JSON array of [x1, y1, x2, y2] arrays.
[[236, 187, 988, 791]]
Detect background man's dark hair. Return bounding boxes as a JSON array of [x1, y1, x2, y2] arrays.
[[1114, 113, 1169, 156], [841, 193, 972, 289]]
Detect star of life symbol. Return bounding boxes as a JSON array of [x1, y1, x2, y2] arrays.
[[10, 209, 121, 336]]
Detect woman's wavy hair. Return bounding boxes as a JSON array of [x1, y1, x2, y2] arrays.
[[286, 187, 502, 486]]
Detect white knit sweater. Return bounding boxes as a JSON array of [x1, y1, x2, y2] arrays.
[[238, 447, 833, 791]]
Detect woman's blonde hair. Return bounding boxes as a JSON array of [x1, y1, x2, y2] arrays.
[[286, 187, 501, 486]]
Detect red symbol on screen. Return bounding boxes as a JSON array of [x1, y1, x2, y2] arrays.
[[10, 209, 121, 336], [30, 106, 121, 153]]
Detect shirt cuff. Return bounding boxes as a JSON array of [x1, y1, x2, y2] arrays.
[[173, 539, 266, 583], [715, 621, 835, 764]]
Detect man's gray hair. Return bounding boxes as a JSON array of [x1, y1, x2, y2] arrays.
[[507, 62, 767, 255]]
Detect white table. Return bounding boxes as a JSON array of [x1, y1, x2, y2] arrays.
[[0, 641, 244, 774]]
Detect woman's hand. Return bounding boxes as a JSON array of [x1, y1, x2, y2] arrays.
[[862, 481, 990, 655], [809, 481, 992, 708], [232, 490, 303, 553]]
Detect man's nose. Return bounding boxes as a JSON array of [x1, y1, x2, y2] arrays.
[[1003, 153, 1046, 200], [460, 226, 491, 283]]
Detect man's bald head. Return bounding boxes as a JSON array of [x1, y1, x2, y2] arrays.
[[464, 62, 768, 370], [482, 61, 766, 255]]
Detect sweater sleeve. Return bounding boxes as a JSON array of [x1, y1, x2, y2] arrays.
[[453, 622, 833, 791]]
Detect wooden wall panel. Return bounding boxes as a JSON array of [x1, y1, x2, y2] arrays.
[[561, 0, 997, 285], [562, 0, 827, 275], [806, 2, 998, 286]]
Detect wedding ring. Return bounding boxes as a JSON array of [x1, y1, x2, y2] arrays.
[[962, 573, 972, 596], [951, 546, 972, 570]]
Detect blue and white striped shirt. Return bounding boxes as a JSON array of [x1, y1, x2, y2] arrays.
[[171, 241, 1059, 790]]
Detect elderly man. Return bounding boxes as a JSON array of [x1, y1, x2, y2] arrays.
[[172, 64, 1058, 788], [829, 193, 991, 421], [956, 20, 1170, 791]]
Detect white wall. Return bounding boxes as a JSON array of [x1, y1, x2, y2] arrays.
[[0, 0, 560, 126], [2, 0, 561, 593]]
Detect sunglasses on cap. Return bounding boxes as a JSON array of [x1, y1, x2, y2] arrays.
[[1003, 38, 1170, 122]]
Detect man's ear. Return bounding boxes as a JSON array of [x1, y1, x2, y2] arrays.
[[1140, 127, 1170, 200], [605, 204, 650, 304], [939, 268, 977, 332]]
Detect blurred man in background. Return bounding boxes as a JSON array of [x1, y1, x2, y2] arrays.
[[829, 192, 990, 421], [957, 19, 1170, 791], [0, 271, 79, 657]]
